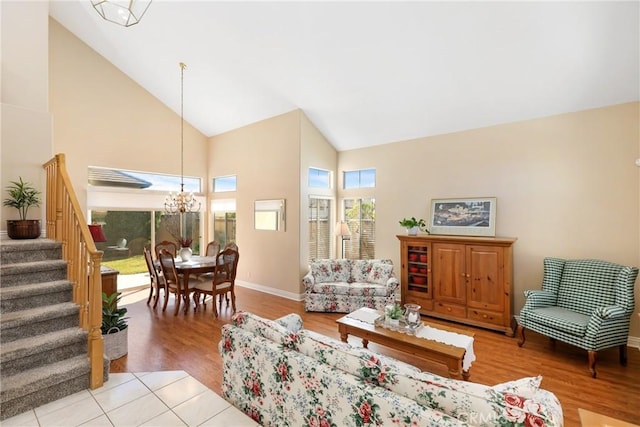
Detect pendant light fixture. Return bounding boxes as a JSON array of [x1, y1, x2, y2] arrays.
[[91, 0, 152, 27], [164, 62, 200, 214]]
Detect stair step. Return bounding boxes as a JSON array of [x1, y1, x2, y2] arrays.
[[0, 302, 80, 344], [0, 354, 90, 420], [0, 239, 62, 265], [1, 328, 87, 377], [0, 260, 68, 287], [0, 280, 73, 314]]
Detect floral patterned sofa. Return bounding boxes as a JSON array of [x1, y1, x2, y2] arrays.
[[219, 312, 564, 427], [302, 259, 399, 312]]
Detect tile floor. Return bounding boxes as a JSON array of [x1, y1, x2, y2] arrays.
[[3, 371, 259, 427]]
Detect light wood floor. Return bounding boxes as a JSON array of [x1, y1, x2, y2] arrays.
[[111, 286, 640, 427]]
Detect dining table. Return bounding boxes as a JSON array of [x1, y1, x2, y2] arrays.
[[163, 255, 222, 313]]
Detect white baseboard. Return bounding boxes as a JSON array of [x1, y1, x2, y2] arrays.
[[627, 335, 640, 349], [236, 280, 304, 302]]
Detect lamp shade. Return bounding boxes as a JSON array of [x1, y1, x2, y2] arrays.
[[335, 221, 351, 237], [89, 224, 107, 243]]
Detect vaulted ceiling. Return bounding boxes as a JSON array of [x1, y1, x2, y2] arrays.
[[49, 1, 639, 151]]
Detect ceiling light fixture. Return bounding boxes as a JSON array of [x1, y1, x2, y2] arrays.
[[91, 0, 152, 27], [165, 62, 200, 214]]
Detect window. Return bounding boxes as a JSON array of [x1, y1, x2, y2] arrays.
[[308, 197, 331, 263], [342, 198, 375, 259], [89, 166, 201, 192], [343, 169, 375, 189], [213, 175, 237, 192], [211, 199, 236, 247], [308, 168, 331, 189]]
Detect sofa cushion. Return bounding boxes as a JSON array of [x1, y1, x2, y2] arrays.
[[351, 259, 392, 282], [527, 307, 589, 336], [381, 370, 557, 426], [296, 329, 421, 388], [232, 311, 300, 350], [367, 262, 394, 285], [307, 281, 391, 297], [310, 259, 352, 283], [492, 375, 542, 399]]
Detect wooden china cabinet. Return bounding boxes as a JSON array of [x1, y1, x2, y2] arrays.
[[397, 234, 517, 336]]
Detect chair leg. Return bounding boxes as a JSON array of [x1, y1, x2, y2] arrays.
[[588, 350, 597, 378], [230, 289, 236, 313], [146, 282, 153, 305], [516, 325, 525, 347], [162, 287, 170, 312], [619, 344, 628, 366]]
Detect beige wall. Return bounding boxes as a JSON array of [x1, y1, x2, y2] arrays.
[[339, 102, 640, 336], [48, 18, 209, 216], [299, 113, 339, 273], [209, 110, 302, 298], [1, 1, 52, 232]]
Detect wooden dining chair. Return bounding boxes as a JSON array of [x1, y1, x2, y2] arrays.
[[154, 240, 177, 260], [223, 242, 238, 252], [194, 248, 239, 318], [157, 249, 198, 315], [205, 241, 221, 256], [143, 246, 165, 309]]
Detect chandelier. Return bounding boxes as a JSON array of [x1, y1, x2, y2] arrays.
[[91, 0, 153, 27], [164, 63, 200, 214]]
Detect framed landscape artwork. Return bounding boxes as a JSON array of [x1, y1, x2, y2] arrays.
[[429, 197, 497, 237]]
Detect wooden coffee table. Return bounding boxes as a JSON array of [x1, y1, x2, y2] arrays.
[[336, 310, 474, 380]]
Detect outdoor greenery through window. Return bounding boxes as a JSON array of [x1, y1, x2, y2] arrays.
[[308, 197, 332, 263], [342, 198, 375, 259], [213, 175, 237, 192], [308, 168, 331, 189], [213, 211, 236, 247], [90, 210, 201, 276], [343, 168, 375, 189]]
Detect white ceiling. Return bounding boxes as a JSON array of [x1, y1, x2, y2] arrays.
[[49, 1, 639, 151]]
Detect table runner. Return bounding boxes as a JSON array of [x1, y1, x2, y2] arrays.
[[346, 307, 475, 370]]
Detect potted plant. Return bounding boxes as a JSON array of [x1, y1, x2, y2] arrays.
[[3, 177, 42, 239], [102, 292, 129, 360], [399, 217, 429, 236], [385, 303, 404, 329]]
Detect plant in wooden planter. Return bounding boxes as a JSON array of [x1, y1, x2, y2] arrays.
[[102, 292, 129, 360], [3, 177, 42, 239]]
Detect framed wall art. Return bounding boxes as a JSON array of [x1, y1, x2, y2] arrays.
[[429, 197, 496, 237]]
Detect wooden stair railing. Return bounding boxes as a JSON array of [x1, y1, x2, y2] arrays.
[[43, 153, 104, 389]]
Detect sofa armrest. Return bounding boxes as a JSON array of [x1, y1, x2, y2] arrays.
[[592, 305, 626, 319], [386, 276, 400, 292], [523, 289, 557, 309], [275, 313, 304, 333], [302, 271, 315, 292]]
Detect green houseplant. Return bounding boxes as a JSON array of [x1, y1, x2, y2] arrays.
[[399, 217, 428, 236], [3, 177, 42, 239], [102, 292, 129, 360]]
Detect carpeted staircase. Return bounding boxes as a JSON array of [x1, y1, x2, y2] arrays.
[[0, 239, 107, 420]]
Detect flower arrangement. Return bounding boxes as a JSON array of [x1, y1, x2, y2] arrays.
[[178, 237, 192, 248], [386, 303, 404, 320]]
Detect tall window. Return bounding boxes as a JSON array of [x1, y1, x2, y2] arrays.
[[308, 197, 331, 262], [342, 198, 375, 259], [343, 168, 375, 189], [211, 199, 236, 247]]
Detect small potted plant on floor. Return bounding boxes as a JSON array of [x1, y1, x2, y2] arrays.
[[399, 217, 428, 236], [3, 177, 42, 239], [102, 292, 129, 360]]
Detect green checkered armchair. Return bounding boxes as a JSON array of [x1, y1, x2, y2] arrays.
[[517, 257, 638, 378]]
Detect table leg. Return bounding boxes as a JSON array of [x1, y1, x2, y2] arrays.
[[446, 359, 464, 380], [181, 271, 191, 314], [338, 325, 348, 343], [362, 339, 369, 348], [462, 369, 471, 381]]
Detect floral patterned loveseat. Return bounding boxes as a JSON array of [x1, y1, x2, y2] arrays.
[[219, 312, 564, 427], [302, 259, 399, 312]]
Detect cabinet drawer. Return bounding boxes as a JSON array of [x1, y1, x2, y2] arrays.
[[468, 308, 505, 326], [405, 295, 433, 310], [433, 301, 466, 318]]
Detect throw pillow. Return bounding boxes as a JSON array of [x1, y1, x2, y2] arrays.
[[367, 262, 393, 285], [492, 375, 542, 399]]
